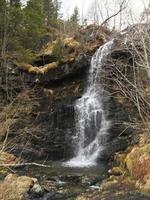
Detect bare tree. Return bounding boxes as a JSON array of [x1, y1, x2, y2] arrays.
[[87, 0, 130, 29]]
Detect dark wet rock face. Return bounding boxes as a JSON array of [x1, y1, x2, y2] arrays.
[[22, 55, 91, 85], [2, 55, 90, 161], [1, 37, 134, 162], [0, 31, 136, 163]]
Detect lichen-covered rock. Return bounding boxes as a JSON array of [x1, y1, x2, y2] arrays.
[[76, 196, 90, 200], [108, 166, 125, 176], [123, 143, 150, 197], [0, 174, 41, 200], [64, 37, 80, 49], [136, 175, 150, 197], [76, 175, 145, 200], [15, 61, 59, 75], [139, 134, 150, 146], [125, 144, 150, 181]]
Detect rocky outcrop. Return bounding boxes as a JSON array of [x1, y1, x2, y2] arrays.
[[0, 27, 138, 162], [0, 24, 150, 200], [126, 144, 150, 181], [0, 23, 149, 172], [0, 54, 90, 161], [0, 174, 42, 200], [71, 24, 150, 200], [125, 136, 150, 197]]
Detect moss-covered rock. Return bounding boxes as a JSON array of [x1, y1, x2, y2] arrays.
[[0, 174, 41, 200], [15, 61, 59, 75], [76, 175, 144, 200], [124, 143, 150, 197], [125, 144, 150, 181], [108, 166, 125, 176], [136, 175, 150, 197], [64, 37, 80, 49]]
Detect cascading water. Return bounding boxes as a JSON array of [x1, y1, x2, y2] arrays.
[[64, 40, 114, 168]]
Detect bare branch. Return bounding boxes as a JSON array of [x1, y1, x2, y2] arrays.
[[100, 0, 128, 27]]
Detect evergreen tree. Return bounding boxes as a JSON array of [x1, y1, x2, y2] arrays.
[[43, 0, 61, 26], [8, 0, 23, 51], [70, 6, 79, 25], [0, 0, 63, 59], [53, 0, 61, 20], [43, 0, 54, 25], [0, 0, 8, 55], [22, 0, 46, 50]]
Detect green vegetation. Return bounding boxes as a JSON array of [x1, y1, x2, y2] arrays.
[[0, 0, 79, 63], [70, 6, 79, 26], [52, 39, 69, 61]]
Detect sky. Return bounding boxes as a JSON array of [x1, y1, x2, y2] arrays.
[[60, 0, 149, 28], [61, 0, 148, 19], [61, 0, 93, 19], [23, 0, 149, 28]]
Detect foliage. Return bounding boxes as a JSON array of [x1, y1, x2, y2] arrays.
[[0, 0, 63, 61], [70, 6, 79, 25], [21, 0, 46, 50], [0, 0, 83, 62], [7, 2, 23, 51], [52, 39, 69, 61], [0, 0, 7, 50], [43, 0, 61, 26]]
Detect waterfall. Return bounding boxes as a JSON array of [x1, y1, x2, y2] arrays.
[[64, 40, 114, 168]]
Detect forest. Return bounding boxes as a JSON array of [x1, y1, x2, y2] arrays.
[[0, 0, 80, 62]]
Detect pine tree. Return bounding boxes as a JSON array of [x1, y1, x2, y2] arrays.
[[0, 0, 63, 57], [53, 0, 61, 20], [0, 0, 23, 53], [8, 0, 23, 51], [43, 0, 61, 26], [0, 0, 8, 56], [70, 6, 79, 26], [43, 0, 54, 25], [22, 0, 46, 50]]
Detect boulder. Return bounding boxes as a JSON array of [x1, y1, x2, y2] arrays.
[[0, 174, 41, 200], [136, 175, 150, 198], [125, 144, 150, 181], [125, 144, 150, 197]]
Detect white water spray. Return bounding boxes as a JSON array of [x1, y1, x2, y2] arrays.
[[64, 40, 114, 168]]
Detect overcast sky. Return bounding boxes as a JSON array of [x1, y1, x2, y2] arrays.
[[61, 0, 148, 19], [60, 0, 149, 28], [23, 0, 149, 28]]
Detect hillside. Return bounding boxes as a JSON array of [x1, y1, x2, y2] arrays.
[[0, 1, 150, 200]]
